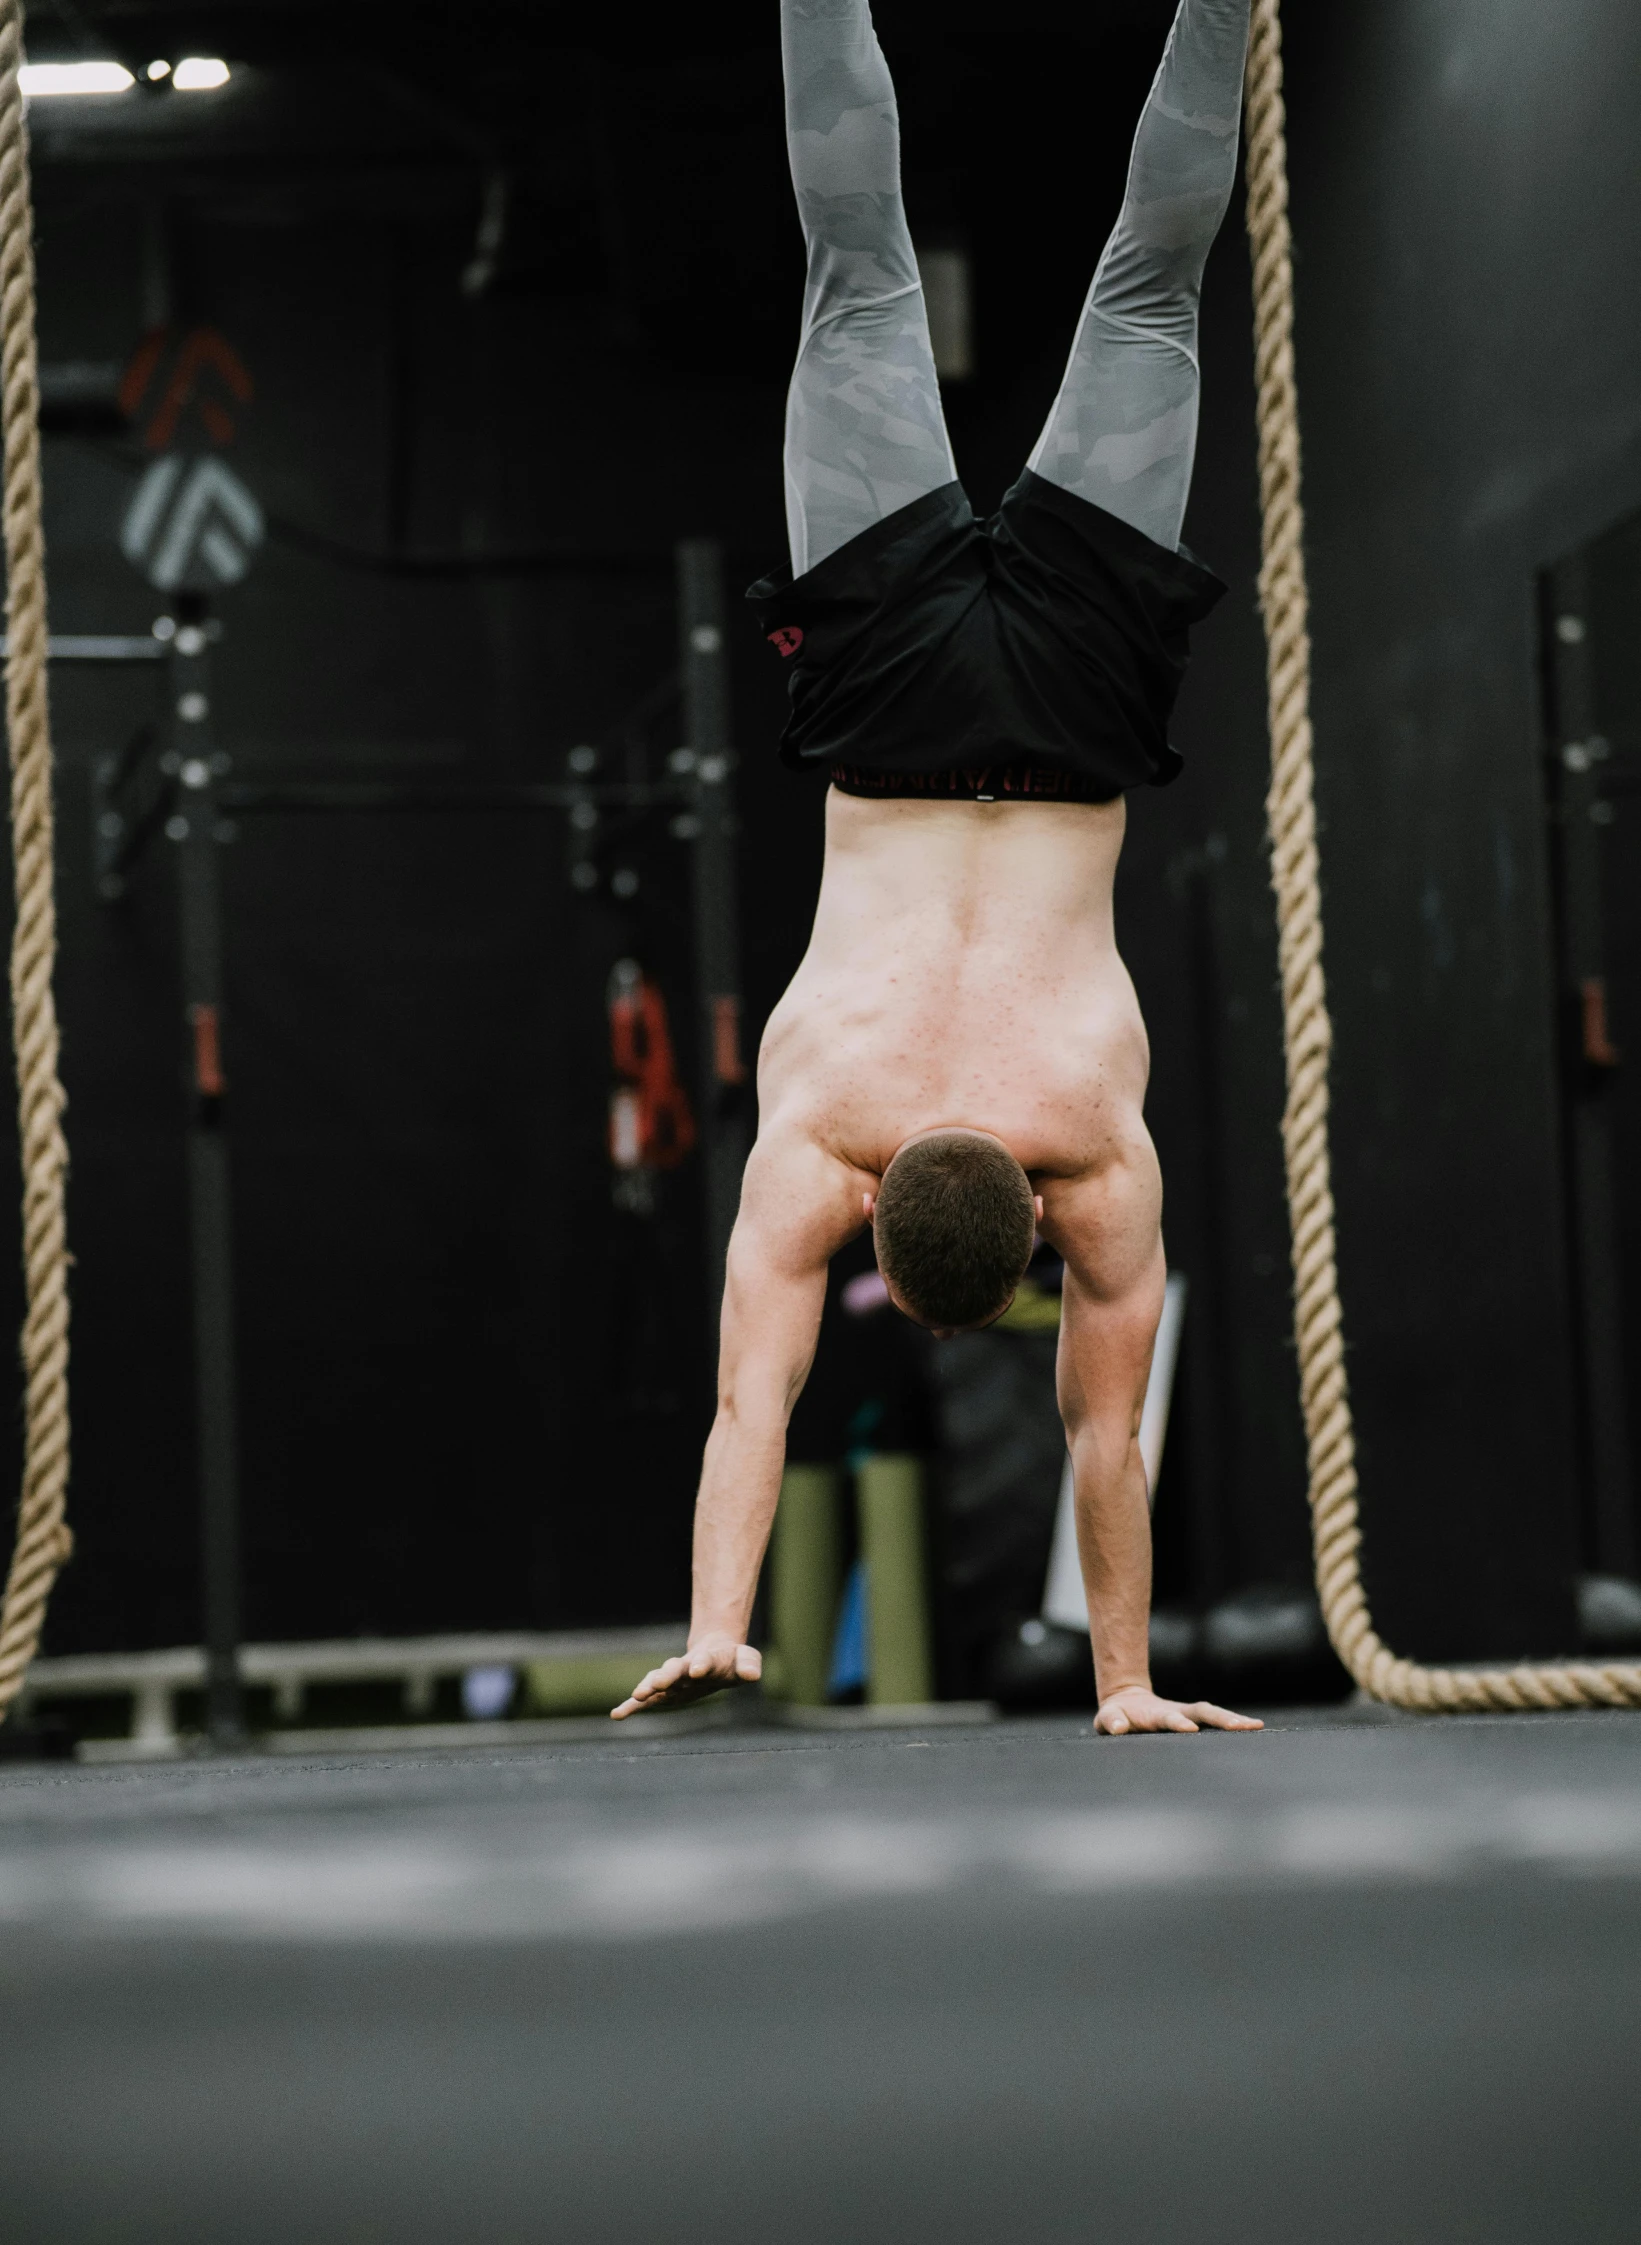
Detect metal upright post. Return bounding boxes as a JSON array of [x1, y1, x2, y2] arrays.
[[1544, 555, 1636, 1580], [676, 539, 750, 1336], [166, 604, 246, 1746]]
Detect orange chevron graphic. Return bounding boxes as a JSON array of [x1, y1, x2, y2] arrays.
[[119, 327, 254, 451]]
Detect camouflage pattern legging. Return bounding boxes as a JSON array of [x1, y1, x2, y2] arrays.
[[781, 0, 1252, 577]]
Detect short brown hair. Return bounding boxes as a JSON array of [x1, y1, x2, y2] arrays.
[[874, 1132, 1036, 1330]]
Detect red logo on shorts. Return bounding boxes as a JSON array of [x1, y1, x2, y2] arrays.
[[767, 626, 804, 658]]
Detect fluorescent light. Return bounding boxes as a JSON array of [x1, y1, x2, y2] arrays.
[[172, 57, 229, 91], [145, 60, 171, 82], [19, 61, 135, 97]]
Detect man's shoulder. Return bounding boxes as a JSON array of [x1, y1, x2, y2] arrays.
[[743, 1115, 875, 1202], [738, 1122, 875, 1261]]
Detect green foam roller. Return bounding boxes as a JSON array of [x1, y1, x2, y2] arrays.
[[857, 1452, 934, 1707], [521, 1655, 675, 1718], [769, 1463, 843, 1706]]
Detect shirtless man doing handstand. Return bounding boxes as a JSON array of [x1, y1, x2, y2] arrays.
[[617, 0, 1260, 1737]]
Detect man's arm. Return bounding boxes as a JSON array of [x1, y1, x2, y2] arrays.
[[1045, 1150, 1261, 1739], [612, 1133, 864, 1719]]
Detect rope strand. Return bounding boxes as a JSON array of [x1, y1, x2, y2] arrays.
[[0, 0, 71, 1722], [1244, 0, 1641, 1711]]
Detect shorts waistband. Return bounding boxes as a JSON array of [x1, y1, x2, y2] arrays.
[[828, 761, 1118, 804]]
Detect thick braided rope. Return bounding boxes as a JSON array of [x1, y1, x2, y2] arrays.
[[0, 4, 71, 1723], [1243, 0, 1641, 1712]]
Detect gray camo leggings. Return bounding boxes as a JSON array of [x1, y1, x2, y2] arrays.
[[781, 0, 1251, 577]]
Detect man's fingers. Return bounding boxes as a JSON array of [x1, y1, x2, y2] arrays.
[[1098, 1698, 1219, 1735], [610, 1658, 684, 1719], [610, 1644, 762, 1720], [610, 1670, 668, 1719], [1185, 1701, 1264, 1731], [610, 1679, 685, 1721]]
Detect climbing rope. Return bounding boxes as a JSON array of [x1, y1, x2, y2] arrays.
[[0, 1, 71, 1725], [1244, 0, 1641, 1710]]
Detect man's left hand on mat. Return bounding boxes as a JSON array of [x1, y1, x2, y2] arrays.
[[1095, 1686, 1263, 1736]]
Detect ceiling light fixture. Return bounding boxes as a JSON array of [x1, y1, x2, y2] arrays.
[[172, 58, 230, 92], [19, 61, 135, 97], [145, 60, 171, 83]]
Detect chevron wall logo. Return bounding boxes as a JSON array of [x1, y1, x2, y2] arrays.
[[115, 325, 263, 591], [120, 326, 254, 451], [120, 454, 265, 591]]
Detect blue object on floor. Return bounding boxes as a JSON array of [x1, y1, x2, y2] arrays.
[[828, 1560, 869, 1698], [461, 1665, 516, 1721]]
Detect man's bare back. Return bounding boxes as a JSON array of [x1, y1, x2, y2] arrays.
[[614, 795, 1260, 1736], [762, 791, 1146, 1192]]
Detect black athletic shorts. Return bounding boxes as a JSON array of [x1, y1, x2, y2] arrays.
[[746, 469, 1225, 802]]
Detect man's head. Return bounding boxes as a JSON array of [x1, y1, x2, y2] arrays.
[[869, 1130, 1038, 1336]]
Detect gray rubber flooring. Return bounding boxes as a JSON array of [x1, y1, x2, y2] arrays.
[[2, 1702, 1639, 2243]]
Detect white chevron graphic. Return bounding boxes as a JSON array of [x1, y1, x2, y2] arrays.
[[121, 454, 265, 591]]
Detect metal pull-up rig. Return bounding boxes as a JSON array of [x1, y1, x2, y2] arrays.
[[27, 536, 749, 1747]]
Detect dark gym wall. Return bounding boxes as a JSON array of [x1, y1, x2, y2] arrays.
[[17, 1, 1233, 1658], [17, 13, 813, 1650], [5, 0, 1635, 1662], [1141, 0, 1641, 1662], [1260, 0, 1641, 1658]]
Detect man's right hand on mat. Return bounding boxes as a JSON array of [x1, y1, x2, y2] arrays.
[[611, 1635, 761, 1720]]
